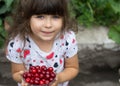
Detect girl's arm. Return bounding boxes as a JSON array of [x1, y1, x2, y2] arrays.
[[58, 54, 79, 82], [52, 54, 79, 86], [11, 62, 26, 83]]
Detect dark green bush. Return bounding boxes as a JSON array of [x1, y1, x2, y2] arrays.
[[70, 0, 120, 44], [0, 0, 17, 48]]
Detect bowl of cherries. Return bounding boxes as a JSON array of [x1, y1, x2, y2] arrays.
[[22, 65, 56, 86]]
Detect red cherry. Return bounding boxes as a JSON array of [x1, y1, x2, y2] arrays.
[[46, 74, 50, 79], [23, 65, 56, 85], [25, 77, 31, 83], [39, 73, 44, 79], [29, 66, 36, 70], [34, 73, 39, 78], [35, 65, 40, 70], [49, 77, 54, 82], [41, 70, 46, 75], [50, 72, 56, 78], [29, 66, 36, 73], [23, 72, 27, 78], [41, 65, 47, 71], [45, 80, 50, 84], [34, 80, 39, 85], [35, 77, 40, 81], [48, 67, 54, 72], [32, 69, 37, 73], [42, 78, 46, 83], [26, 72, 32, 78], [29, 69, 32, 73], [37, 69, 41, 73], [30, 79, 34, 84], [39, 80, 44, 85], [46, 70, 50, 75]]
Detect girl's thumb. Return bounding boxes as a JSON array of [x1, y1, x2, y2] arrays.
[[19, 71, 24, 75]]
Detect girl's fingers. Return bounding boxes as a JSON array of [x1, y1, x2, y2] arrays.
[[19, 71, 24, 75], [50, 77, 58, 86], [20, 71, 28, 86], [21, 78, 28, 86]]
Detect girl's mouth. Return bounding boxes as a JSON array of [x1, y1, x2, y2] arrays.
[[41, 31, 54, 34]]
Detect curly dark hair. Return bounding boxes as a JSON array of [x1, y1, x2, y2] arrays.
[[7, 0, 78, 42]]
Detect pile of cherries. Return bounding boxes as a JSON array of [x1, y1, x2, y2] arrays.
[[22, 65, 56, 86]]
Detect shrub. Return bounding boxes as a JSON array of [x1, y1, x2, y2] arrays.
[[69, 0, 120, 44], [0, 0, 18, 48]]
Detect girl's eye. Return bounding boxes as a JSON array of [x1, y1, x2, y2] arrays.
[[36, 15, 44, 19], [52, 15, 61, 19]]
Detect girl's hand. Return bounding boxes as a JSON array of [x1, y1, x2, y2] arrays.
[[21, 79, 28, 86], [19, 71, 29, 86], [50, 75, 59, 86]]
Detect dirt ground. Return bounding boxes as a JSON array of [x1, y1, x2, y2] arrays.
[[0, 49, 120, 86], [70, 66, 120, 86], [0, 62, 120, 86]]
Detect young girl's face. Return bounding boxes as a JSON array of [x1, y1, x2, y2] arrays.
[[30, 14, 63, 41]]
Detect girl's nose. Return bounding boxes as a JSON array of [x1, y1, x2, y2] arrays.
[[44, 18, 52, 28]]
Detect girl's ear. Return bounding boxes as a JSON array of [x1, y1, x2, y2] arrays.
[[4, 20, 10, 31]]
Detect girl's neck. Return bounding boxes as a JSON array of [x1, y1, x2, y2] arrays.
[[30, 35, 54, 53]]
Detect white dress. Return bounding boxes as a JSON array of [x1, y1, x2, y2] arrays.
[[6, 31, 78, 86]]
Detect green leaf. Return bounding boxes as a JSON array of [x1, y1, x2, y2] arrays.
[[0, 5, 8, 14], [108, 25, 120, 44], [109, 0, 120, 13], [4, 0, 14, 7], [113, 25, 120, 32]]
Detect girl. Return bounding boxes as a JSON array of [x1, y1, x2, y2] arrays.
[[6, 0, 79, 86]]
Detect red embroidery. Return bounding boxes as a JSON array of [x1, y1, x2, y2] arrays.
[[60, 59, 62, 64], [33, 60, 36, 62], [46, 52, 54, 59], [62, 43, 64, 46], [16, 48, 21, 53], [40, 60, 44, 63], [24, 49, 30, 58], [72, 39, 75, 43]]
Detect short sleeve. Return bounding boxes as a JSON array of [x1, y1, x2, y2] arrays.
[[6, 38, 23, 64], [64, 31, 78, 58]]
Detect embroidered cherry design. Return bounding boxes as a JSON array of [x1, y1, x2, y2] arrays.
[[60, 59, 62, 64], [46, 52, 54, 59], [72, 39, 75, 43], [24, 49, 30, 58], [16, 48, 21, 53]]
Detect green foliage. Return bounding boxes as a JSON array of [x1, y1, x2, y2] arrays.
[[70, 0, 120, 26], [108, 25, 120, 44], [0, 0, 13, 14], [0, 0, 16, 48], [70, 0, 120, 44], [0, 0, 120, 47]]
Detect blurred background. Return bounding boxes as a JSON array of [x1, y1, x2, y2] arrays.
[[0, 0, 120, 86]]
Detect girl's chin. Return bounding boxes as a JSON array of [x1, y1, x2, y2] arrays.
[[40, 37, 54, 41]]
